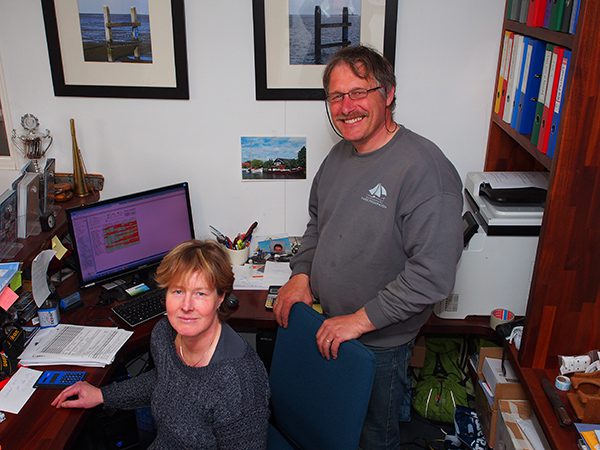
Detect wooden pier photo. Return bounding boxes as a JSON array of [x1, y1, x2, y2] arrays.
[[80, 5, 153, 63]]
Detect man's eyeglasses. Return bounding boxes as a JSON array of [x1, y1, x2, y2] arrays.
[[326, 86, 382, 104]]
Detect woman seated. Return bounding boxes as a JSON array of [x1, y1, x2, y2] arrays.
[[52, 240, 270, 449]]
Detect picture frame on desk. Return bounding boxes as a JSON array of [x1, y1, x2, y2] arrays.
[[252, 0, 398, 100], [41, 0, 189, 100]]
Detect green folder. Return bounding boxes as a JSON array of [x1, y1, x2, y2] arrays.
[[550, 0, 566, 30]]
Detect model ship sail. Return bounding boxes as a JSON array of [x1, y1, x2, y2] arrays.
[[70, 118, 91, 197]]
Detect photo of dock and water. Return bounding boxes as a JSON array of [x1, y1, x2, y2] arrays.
[[78, 0, 152, 63], [288, 0, 361, 65]]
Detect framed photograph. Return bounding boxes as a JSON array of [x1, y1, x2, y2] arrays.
[[41, 0, 189, 99], [252, 0, 398, 101], [241, 136, 307, 181]]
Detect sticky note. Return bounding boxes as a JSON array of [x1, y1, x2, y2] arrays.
[[51, 236, 68, 260], [0, 286, 19, 311]]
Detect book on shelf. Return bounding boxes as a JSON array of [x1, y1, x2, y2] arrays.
[[531, 43, 554, 146], [514, 37, 546, 135], [503, 34, 525, 123], [495, 31, 512, 115], [546, 49, 571, 158], [537, 45, 565, 153], [560, 0, 574, 32], [519, 0, 530, 23], [549, 0, 566, 30], [569, 0, 580, 34], [542, 0, 554, 28], [575, 423, 600, 450], [510, 36, 531, 129], [527, 0, 548, 26], [507, 0, 522, 20], [498, 31, 516, 118]]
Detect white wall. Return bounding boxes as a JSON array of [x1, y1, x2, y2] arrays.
[[0, 0, 504, 240]]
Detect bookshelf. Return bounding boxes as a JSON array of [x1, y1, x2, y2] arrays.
[[484, 1, 600, 448]]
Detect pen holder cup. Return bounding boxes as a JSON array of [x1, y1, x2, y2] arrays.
[[223, 246, 249, 266]]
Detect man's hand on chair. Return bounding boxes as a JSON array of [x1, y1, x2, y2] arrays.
[[274, 274, 313, 328], [315, 308, 375, 360]]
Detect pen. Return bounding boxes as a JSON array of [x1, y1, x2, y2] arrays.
[[241, 221, 258, 245]]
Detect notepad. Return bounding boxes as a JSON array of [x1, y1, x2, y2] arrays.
[[0, 367, 42, 414]]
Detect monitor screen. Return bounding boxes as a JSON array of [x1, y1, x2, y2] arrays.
[[67, 182, 195, 288]]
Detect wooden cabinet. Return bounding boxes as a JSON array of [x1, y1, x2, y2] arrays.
[[485, 1, 600, 448]]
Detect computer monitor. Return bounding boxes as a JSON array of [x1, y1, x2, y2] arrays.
[[67, 182, 195, 288]]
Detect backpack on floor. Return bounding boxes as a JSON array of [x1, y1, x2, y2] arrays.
[[412, 337, 469, 423]]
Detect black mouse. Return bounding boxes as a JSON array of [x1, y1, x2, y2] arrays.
[[225, 294, 239, 309]]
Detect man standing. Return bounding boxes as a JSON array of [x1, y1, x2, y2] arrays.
[[274, 45, 463, 449]]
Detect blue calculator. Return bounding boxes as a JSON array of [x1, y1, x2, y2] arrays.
[[34, 370, 87, 389]]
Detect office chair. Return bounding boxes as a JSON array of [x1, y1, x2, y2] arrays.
[[267, 303, 376, 450]]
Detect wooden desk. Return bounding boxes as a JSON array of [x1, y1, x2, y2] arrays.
[[226, 293, 497, 337], [0, 281, 152, 450], [0, 285, 500, 449]]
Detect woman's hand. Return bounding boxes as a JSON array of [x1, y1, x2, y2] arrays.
[[51, 381, 104, 409]]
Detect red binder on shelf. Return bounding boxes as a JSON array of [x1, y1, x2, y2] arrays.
[[547, 50, 571, 158], [530, 43, 554, 146], [498, 32, 515, 118], [494, 31, 512, 114], [537, 46, 564, 154], [527, 0, 548, 26]]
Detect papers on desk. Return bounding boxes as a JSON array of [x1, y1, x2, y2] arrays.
[[0, 367, 42, 414], [233, 261, 292, 290], [31, 249, 56, 307], [19, 324, 133, 368]]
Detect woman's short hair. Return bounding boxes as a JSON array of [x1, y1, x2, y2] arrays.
[[155, 240, 234, 304], [322, 45, 396, 112]]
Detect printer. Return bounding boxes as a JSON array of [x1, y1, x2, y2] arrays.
[[434, 171, 549, 319]]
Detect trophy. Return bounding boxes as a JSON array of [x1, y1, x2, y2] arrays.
[[11, 114, 53, 173]]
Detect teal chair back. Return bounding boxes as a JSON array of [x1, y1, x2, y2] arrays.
[[267, 303, 376, 450]]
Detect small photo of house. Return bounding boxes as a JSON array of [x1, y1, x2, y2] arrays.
[[241, 136, 307, 181]]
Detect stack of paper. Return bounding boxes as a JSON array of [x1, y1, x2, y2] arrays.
[[233, 261, 292, 290], [19, 324, 133, 368]]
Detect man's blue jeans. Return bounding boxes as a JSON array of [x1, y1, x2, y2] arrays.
[[359, 339, 415, 450]]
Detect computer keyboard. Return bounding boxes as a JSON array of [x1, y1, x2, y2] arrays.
[[112, 289, 166, 327]]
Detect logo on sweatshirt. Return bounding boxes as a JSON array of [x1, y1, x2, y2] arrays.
[[361, 183, 388, 209]]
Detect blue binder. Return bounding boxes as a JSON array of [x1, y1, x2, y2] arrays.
[[514, 38, 546, 135], [547, 49, 571, 158], [543, 0, 554, 28], [569, 0, 580, 34]]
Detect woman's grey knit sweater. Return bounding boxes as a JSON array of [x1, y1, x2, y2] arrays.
[[102, 319, 270, 449]]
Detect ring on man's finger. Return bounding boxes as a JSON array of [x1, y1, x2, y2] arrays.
[[325, 338, 332, 343]]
